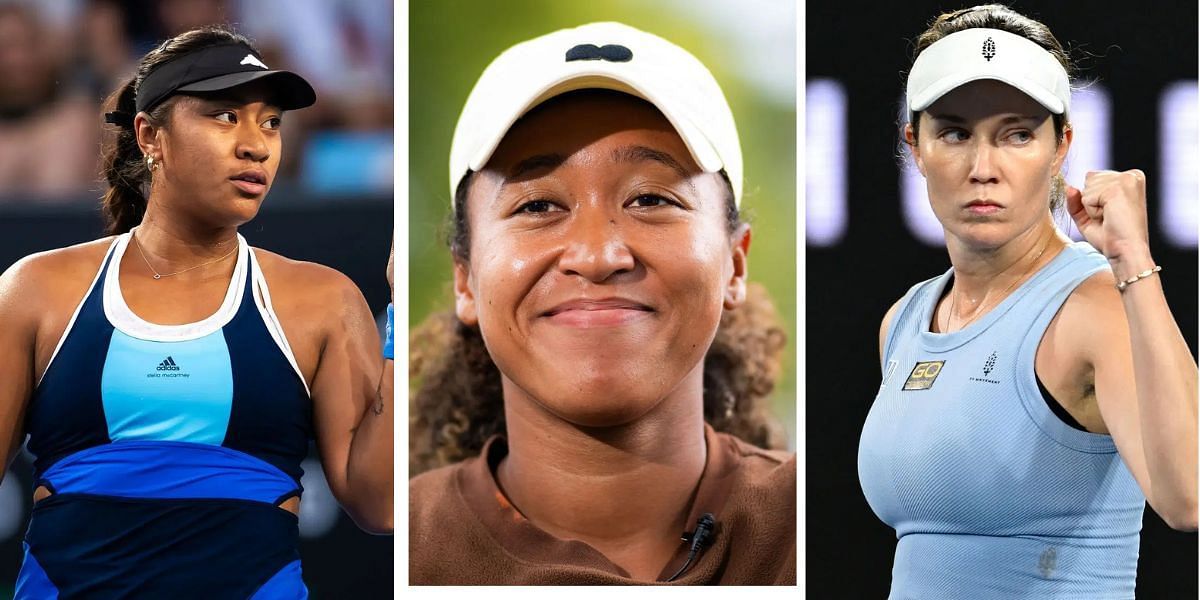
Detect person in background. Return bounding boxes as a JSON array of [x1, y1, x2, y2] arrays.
[[0, 4, 99, 201]]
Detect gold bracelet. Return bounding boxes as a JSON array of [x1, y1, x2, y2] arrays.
[[1116, 265, 1162, 292]]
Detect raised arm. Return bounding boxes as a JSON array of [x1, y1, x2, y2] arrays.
[[309, 269, 394, 534], [1066, 171, 1198, 530]]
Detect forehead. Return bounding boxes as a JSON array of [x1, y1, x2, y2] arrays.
[[924, 79, 1050, 121], [179, 79, 285, 110], [484, 90, 696, 173]]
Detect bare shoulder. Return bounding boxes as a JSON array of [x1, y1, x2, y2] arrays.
[[1051, 270, 1127, 362], [1057, 270, 1125, 331], [2, 237, 116, 279], [0, 237, 117, 306], [251, 247, 363, 304]]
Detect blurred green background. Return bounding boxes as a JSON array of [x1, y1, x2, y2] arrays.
[[408, 0, 796, 446]]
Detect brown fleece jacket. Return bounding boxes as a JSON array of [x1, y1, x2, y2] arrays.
[[409, 424, 796, 585]]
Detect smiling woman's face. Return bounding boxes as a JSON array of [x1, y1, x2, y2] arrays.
[[454, 91, 749, 427]]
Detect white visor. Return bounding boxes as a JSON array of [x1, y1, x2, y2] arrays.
[[448, 22, 742, 209], [906, 28, 1070, 117]]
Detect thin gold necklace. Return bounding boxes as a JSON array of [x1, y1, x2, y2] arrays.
[[945, 239, 1051, 332], [131, 229, 239, 280]]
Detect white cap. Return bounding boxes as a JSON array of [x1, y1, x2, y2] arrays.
[[448, 22, 743, 208], [906, 28, 1071, 118]]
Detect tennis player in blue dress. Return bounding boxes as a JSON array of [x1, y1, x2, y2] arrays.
[[0, 26, 393, 598], [859, 5, 1196, 599]]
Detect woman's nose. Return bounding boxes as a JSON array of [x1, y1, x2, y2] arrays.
[[556, 213, 636, 282], [968, 141, 999, 185], [236, 124, 270, 162]]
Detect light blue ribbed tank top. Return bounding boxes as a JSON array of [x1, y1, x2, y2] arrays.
[[858, 241, 1146, 600]]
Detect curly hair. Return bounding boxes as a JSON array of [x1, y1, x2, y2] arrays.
[[409, 282, 788, 475], [410, 90, 790, 475]]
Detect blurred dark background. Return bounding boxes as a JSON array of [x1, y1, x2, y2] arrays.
[[806, 1, 1197, 597], [0, 0, 392, 597]]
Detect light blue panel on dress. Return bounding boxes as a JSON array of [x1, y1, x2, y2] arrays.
[[101, 330, 233, 444]]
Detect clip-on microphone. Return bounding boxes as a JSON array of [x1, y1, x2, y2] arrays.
[[664, 513, 716, 582]]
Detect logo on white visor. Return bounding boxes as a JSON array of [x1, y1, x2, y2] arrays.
[[240, 54, 269, 69], [982, 37, 996, 61]]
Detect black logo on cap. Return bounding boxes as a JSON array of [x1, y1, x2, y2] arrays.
[[566, 44, 633, 63], [982, 37, 996, 61]]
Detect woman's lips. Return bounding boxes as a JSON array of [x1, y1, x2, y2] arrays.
[[231, 179, 267, 195], [545, 307, 653, 328], [230, 170, 268, 196], [542, 299, 654, 328], [965, 201, 1002, 215]]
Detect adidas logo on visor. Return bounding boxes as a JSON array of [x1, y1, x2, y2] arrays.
[[240, 54, 269, 69]]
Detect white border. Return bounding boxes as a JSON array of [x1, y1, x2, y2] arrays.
[[394, 0, 410, 593], [795, 0, 807, 590], [103, 232, 247, 342], [248, 248, 312, 397]]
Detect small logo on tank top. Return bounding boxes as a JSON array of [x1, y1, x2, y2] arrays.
[[147, 356, 189, 378], [902, 360, 944, 391], [969, 351, 1002, 385], [1038, 547, 1057, 578], [878, 359, 900, 393]]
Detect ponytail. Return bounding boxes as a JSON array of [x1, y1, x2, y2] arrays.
[[100, 77, 148, 235]]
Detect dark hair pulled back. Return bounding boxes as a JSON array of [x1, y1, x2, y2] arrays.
[[905, 5, 1076, 212], [906, 4, 1074, 144], [100, 26, 254, 235]]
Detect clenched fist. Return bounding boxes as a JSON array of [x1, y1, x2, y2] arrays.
[[1065, 170, 1154, 274]]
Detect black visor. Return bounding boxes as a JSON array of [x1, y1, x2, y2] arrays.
[[135, 42, 316, 114]]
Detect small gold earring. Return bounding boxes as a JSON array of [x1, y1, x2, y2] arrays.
[[1050, 173, 1065, 208], [147, 156, 159, 171]]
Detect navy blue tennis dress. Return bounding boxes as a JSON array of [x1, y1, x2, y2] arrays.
[[15, 232, 313, 599]]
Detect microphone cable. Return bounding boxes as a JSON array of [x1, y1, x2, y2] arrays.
[[664, 513, 716, 582]]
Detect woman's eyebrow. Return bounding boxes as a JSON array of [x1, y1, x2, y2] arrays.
[[926, 112, 966, 123], [192, 95, 283, 112], [508, 153, 566, 180], [611, 145, 691, 180], [927, 113, 1043, 124]]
